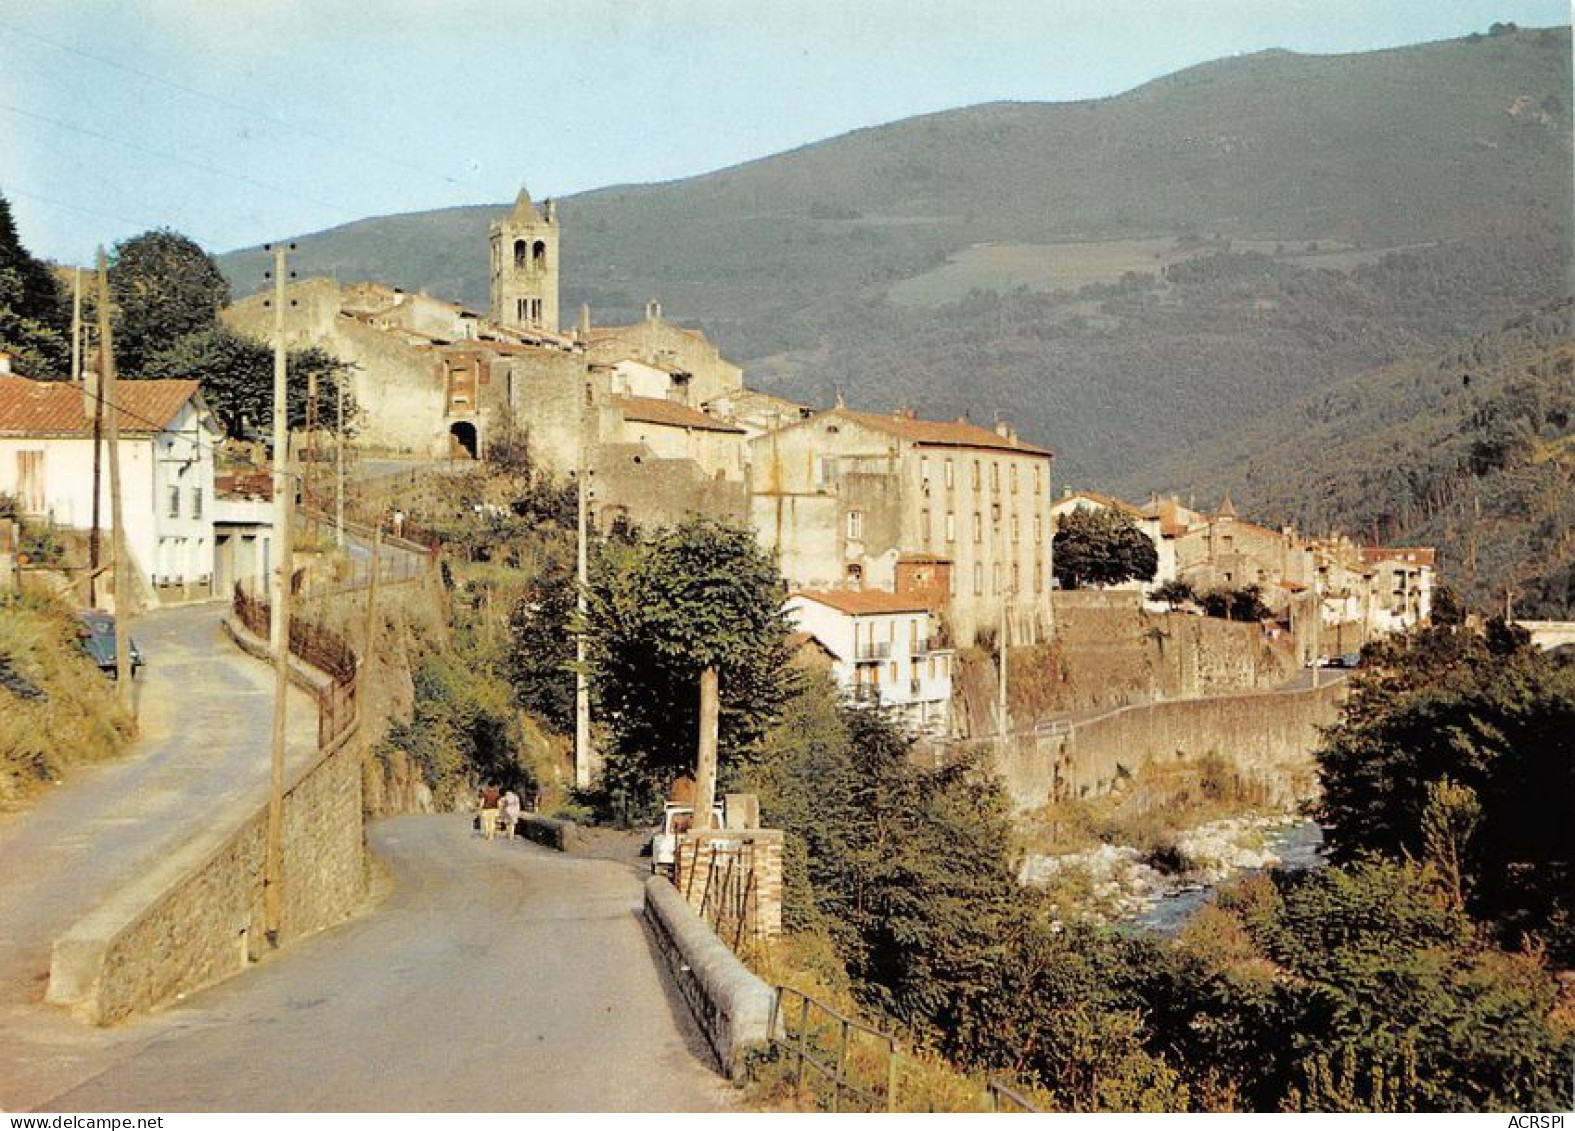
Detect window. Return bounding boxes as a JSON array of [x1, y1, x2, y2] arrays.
[[847, 510, 863, 540], [909, 619, 919, 650], [971, 460, 980, 490], [994, 563, 1002, 593], [973, 563, 983, 596], [815, 457, 837, 489], [168, 486, 180, 518], [1010, 465, 1019, 494], [944, 459, 954, 489], [991, 462, 1000, 492], [192, 487, 203, 519], [532, 240, 547, 270], [991, 503, 1001, 524], [1034, 563, 1043, 591], [921, 510, 931, 543], [15, 450, 44, 515], [920, 456, 929, 485], [1012, 563, 1020, 593], [1012, 515, 1020, 543], [972, 513, 982, 543], [514, 239, 527, 269], [945, 512, 956, 543], [1034, 514, 1043, 543], [1034, 467, 1042, 496]]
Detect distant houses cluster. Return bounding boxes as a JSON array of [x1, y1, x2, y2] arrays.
[[1051, 489, 1435, 660]]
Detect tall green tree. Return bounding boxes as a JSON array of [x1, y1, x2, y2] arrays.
[[587, 517, 791, 800], [1316, 621, 1575, 961], [108, 228, 229, 374], [1053, 506, 1159, 590], [0, 192, 68, 377], [142, 324, 350, 439]]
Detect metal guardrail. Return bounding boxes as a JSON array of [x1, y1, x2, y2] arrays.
[[767, 986, 1039, 1113], [771, 986, 900, 1113], [986, 1079, 1039, 1113]]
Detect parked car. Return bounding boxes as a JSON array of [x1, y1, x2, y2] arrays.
[[650, 802, 725, 878], [75, 610, 143, 678], [1320, 651, 1363, 669]]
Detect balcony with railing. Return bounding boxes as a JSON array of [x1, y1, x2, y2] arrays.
[[853, 640, 891, 662]]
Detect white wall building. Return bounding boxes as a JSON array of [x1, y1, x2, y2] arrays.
[[0, 372, 221, 599], [785, 589, 953, 735]]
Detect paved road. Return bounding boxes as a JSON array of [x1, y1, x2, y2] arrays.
[[0, 602, 732, 1112], [22, 818, 734, 1112], [0, 601, 320, 1109]]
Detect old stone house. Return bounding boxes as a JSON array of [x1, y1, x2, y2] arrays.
[[750, 406, 1053, 647]]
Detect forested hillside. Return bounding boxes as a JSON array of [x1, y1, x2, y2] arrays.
[[1154, 302, 1575, 617], [216, 26, 1572, 486]]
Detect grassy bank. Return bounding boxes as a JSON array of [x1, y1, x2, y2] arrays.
[[0, 592, 133, 807]]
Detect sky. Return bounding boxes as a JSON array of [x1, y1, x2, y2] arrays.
[[2, 0, 1569, 265]]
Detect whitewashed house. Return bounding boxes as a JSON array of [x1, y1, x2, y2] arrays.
[[0, 368, 222, 600], [784, 589, 953, 735]]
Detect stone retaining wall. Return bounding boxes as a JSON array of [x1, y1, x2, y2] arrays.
[[642, 877, 777, 1080], [46, 617, 366, 1025], [988, 679, 1347, 812], [518, 813, 584, 852]]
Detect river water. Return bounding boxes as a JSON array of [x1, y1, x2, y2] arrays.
[[1130, 819, 1327, 935]]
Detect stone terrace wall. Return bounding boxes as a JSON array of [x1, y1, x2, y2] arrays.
[[47, 621, 366, 1025], [986, 679, 1346, 813]]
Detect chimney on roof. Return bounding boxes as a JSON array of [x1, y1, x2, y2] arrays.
[[578, 303, 591, 338], [994, 420, 1016, 441], [544, 199, 556, 223], [646, 299, 661, 323]]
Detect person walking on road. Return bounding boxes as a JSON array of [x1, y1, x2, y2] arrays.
[[478, 784, 501, 840], [499, 788, 521, 839]]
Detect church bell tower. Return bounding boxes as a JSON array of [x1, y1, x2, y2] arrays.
[[489, 186, 559, 333]]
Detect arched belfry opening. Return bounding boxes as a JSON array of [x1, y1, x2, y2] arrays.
[[449, 420, 479, 460], [514, 239, 528, 270], [532, 240, 547, 270]]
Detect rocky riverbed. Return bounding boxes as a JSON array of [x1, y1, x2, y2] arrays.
[[1019, 814, 1324, 930]]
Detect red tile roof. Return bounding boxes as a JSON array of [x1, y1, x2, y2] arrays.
[[832, 409, 1050, 456], [792, 589, 932, 616], [0, 376, 202, 436], [614, 395, 743, 434], [1362, 546, 1437, 566], [1056, 489, 1145, 518]]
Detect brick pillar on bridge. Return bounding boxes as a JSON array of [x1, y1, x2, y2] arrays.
[[674, 827, 784, 946]]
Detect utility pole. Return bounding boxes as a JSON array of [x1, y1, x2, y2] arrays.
[[363, 525, 382, 664], [305, 367, 318, 510], [997, 595, 1010, 751], [96, 251, 133, 713], [264, 243, 295, 945], [88, 267, 105, 608], [693, 666, 720, 832], [334, 369, 346, 550], [70, 267, 82, 386], [574, 458, 594, 791]]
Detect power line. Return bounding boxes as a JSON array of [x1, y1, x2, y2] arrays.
[[1, 182, 190, 235], [0, 17, 464, 189], [0, 103, 359, 217]]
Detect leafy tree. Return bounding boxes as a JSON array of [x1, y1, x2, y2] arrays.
[[142, 325, 349, 439], [1316, 621, 1575, 961], [1053, 506, 1159, 589], [1152, 579, 1196, 610], [1197, 585, 1270, 622], [0, 192, 68, 377], [587, 517, 791, 800], [108, 229, 229, 374], [506, 545, 577, 734]]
